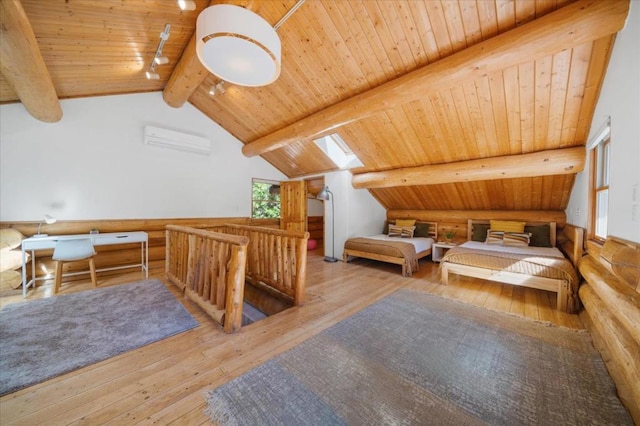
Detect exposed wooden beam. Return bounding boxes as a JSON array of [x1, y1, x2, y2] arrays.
[[162, 34, 209, 108], [0, 0, 62, 122], [352, 147, 585, 189], [242, 0, 629, 158]]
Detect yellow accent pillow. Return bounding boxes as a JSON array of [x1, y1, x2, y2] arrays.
[[490, 220, 526, 233], [395, 219, 416, 227]]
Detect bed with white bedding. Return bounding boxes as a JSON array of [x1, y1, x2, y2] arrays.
[[440, 220, 581, 313], [343, 221, 437, 277]]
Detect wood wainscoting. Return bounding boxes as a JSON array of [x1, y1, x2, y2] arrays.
[[307, 215, 323, 242], [0, 217, 279, 284], [387, 209, 567, 245]]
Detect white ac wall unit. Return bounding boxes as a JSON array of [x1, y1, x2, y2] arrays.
[[144, 125, 212, 155]]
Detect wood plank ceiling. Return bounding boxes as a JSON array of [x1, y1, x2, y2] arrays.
[[0, 0, 628, 212]]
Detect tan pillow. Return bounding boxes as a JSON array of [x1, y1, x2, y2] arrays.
[[388, 224, 403, 237], [0, 250, 25, 272], [0, 270, 22, 290], [0, 228, 25, 251]]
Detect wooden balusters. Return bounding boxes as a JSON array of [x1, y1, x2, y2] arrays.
[[166, 223, 308, 333], [165, 225, 249, 333], [207, 224, 309, 306]]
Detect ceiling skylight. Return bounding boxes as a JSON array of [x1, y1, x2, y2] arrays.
[[313, 133, 363, 169]]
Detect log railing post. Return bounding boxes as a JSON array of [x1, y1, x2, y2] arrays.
[[165, 225, 249, 333], [223, 244, 248, 333], [294, 233, 308, 305]]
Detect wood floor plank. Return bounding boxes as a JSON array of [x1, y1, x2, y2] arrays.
[[0, 250, 584, 425], [524, 287, 541, 321]]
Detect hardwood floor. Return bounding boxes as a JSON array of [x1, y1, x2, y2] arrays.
[[0, 248, 583, 425]]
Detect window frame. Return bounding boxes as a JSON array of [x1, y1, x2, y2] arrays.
[[251, 178, 281, 219], [588, 126, 610, 243]]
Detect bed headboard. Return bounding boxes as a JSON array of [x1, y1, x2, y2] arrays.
[[558, 224, 585, 267], [467, 219, 558, 248]]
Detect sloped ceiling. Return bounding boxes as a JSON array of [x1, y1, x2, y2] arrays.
[[0, 0, 629, 212]]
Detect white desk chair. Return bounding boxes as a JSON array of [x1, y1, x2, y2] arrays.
[[52, 239, 97, 294]]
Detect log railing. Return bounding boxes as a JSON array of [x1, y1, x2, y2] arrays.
[[165, 225, 249, 333], [208, 224, 309, 306]]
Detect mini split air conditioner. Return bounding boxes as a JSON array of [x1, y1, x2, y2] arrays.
[[143, 125, 212, 155]]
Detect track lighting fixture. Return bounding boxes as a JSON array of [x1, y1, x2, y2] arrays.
[[177, 0, 196, 11], [208, 81, 226, 96], [145, 24, 171, 80]]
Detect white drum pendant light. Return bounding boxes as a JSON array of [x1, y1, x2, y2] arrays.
[[196, 5, 281, 87]]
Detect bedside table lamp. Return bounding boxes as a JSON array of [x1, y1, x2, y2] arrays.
[[35, 214, 57, 237]]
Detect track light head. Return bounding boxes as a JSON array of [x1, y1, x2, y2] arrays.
[[145, 71, 160, 80], [154, 56, 169, 65], [177, 0, 196, 11]]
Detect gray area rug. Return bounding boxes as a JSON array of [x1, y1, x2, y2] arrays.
[[205, 289, 632, 425], [0, 279, 198, 396]]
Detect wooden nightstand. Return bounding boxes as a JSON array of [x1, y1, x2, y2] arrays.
[[432, 242, 457, 263]]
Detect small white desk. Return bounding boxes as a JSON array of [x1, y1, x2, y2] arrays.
[[21, 232, 148, 297]]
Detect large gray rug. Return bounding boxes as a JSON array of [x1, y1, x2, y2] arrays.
[[205, 289, 632, 425], [0, 279, 198, 396]]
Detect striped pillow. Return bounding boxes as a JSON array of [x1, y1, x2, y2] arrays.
[[485, 230, 504, 245], [388, 224, 403, 237], [400, 226, 415, 238], [388, 225, 415, 238], [503, 232, 532, 247]]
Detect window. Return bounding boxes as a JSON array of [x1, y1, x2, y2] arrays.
[[313, 133, 363, 169], [589, 120, 610, 241], [252, 178, 280, 219]]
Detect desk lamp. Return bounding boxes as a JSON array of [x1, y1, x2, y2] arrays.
[[35, 215, 57, 237]]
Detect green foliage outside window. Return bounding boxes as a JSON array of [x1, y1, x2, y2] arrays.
[[252, 180, 281, 218]]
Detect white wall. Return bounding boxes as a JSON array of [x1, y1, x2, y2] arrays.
[[0, 92, 286, 221], [322, 170, 386, 259], [566, 3, 640, 243]]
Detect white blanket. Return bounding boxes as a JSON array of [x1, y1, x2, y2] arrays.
[[366, 234, 434, 253], [457, 241, 564, 259]]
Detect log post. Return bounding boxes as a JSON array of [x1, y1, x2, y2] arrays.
[[0, 0, 62, 122], [294, 233, 309, 305], [223, 243, 248, 334], [186, 234, 196, 290], [162, 35, 210, 108], [352, 147, 585, 189]]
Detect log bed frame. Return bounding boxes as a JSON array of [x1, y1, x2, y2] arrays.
[[342, 221, 437, 277], [440, 220, 583, 312]]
